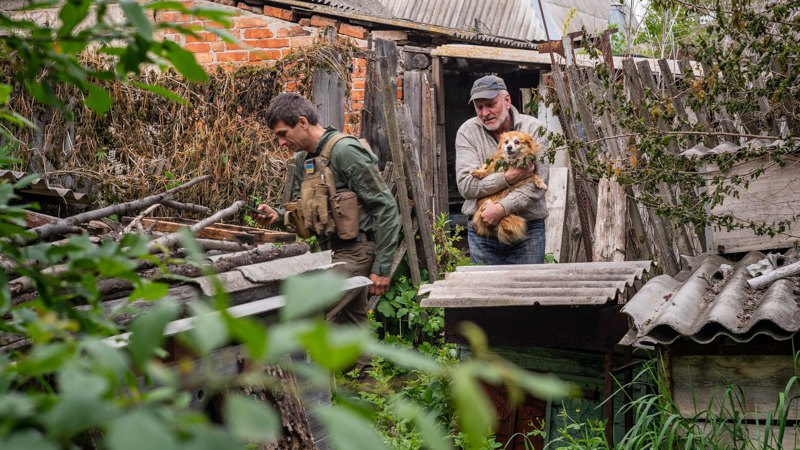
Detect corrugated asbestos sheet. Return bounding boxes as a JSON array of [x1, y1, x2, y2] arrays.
[[680, 138, 793, 158], [0, 170, 89, 205], [419, 261, 653, 307], [298, 0, 391, 17], [621, 250, 800, 346]]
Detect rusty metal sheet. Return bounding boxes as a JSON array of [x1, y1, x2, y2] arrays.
[[420, 261, 653, 308], [621, 249, 800, 345]]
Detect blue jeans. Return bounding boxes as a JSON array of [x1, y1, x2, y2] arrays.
[[468, 219, 546, 265]]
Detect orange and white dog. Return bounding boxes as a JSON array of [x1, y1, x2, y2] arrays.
[[470, 130, 547, 244]]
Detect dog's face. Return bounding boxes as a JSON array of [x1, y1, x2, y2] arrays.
[[497, 131, 539, 162]]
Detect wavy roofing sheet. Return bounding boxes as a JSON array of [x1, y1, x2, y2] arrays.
[[680, 138, 792, 158], [419, 261, 653, 308], [621, 250, 800, 346], [0, 170, 89, 205]]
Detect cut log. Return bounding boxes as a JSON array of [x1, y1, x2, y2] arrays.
[[747, 260, 800, 290], [147, 201, 245, 252], [161, 199, 212, 216]]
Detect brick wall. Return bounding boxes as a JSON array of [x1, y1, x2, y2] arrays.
[[155, 0, 397, 136]]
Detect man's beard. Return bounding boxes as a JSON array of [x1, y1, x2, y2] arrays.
[[482, 106, 509, 132]]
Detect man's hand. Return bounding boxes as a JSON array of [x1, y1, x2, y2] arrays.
[[255, 204, 279, 226], [504, 165, 536, 185], [369, 273, 390, 296], [481, 201, 506, 225]]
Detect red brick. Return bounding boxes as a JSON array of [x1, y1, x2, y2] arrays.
[[309, 15, 339, 28], [350, 101, 363, 111], [225, 41, 246, 51], [290, 36, 316, 48], [185, 32, 217, 43], [263, 6, 298, 21], [237, 2, 260, 13], [276, 26, 311, 37], [352, 78, 365, 90], [217, 51, 248, 62], [251, 38, 289, 48], [185, 42, 211, 52], [193, 52, 214, 63], [159, 11, 182, 22], [235, 16, 267, 29], [249, 50, 282, 61], [355, 57, 367, 67], [211, 41, 225, 51], [213, 0, 235, 5], [298, 18, 311, 26], [350, 90, 365, 101], [243, 28, 274, 39], [339, 23, 368, 40]]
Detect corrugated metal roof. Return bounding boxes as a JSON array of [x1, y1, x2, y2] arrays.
[[0, 170, 89, 205], [419, 261, 653, 308], [680, 138, 792, 158], [378, 0, 614, 42], [621, 250, 800, 346]]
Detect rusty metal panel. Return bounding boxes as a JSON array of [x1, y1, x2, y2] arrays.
[[419, 261, 652, 308], [622, 249, 800, 345]]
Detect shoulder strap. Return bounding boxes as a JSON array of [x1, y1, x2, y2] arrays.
[[319, 132, 348, 161]]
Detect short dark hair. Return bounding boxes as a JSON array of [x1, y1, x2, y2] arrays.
[[264, 93, 319, 128]]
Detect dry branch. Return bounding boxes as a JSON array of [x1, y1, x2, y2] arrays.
[[21, 175, 211, 244], [747, 260, 800, 290], [161, 199, 213, 216], [147, 200, 245, 252]]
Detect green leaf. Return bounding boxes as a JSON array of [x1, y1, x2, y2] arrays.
[[391, 397, 453, 450], [315, 405, 390, 450], [186, 301, 228, 356], [182, 427, 244, 450], [376, 300, 394, 317], [119, 0, 154, 41], [452, 366, 495, 450], [128, 299, 179, 367], [57, 0, 91, 38], [0, 110, 35, 128], [132, 81, 189, 105], [513, 367, 575, 401], [223, 394, 281, 442], [206, 27, 237, 43], [0, 84, 11, 105], [364, 340, 441, 373], [225, 315, 268, 360], [16, 342, 72, 376], [107, 409, 177, 450], [0, 393, 36, 420], [161, 40, 208, 82], [0, 269, 9, 315], [43, 394, 115, 439], [58, 363, 109, 399], [299, 323, 364, 372], [2, 431, 58, 450], [144, 1, 186, 11], [281, 271, 346, 320], [84, 83, 112, 115], [82, 339, 130, 387], [129, 280, 169, 302]]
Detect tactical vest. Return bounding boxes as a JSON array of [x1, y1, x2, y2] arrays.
[[297, 133, 363, 240]]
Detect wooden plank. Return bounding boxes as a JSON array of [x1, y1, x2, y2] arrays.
[[707, 155, 800, 253], [544, 167, 567, 262], [678, 59, 716, 147], [361, 39, 398, 168], [672, 354, 800, 421], [657, 58, 693, 144], [139, 218, 295, 244], [402, 70, 436, 216], [397, 104, 438, 281], [379, 57, 421, 285], [431, 56, 449, 216], [312, 27, 344, 130]]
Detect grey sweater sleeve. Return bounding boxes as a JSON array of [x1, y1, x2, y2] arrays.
[[455, 129, 508, 200]]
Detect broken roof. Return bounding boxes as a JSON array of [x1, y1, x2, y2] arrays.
[[419, 261, 653, 308], [0, 170, 89, 206], [621, 250, 800, 346]]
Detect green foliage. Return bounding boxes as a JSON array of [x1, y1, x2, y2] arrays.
[[432, 213, 470, 278], [373, 274, 444, 346]]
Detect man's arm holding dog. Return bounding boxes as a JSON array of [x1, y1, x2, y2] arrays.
[[455, 133, 510, 199]]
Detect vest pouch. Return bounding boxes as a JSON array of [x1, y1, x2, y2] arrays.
[[331, 190, 360, 240], [283, 201, 310, 238], [312, 180, 335, 236], [299, 176, 317, 234]]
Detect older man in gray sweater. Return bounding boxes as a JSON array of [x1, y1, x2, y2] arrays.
[[455, 75, 550, 265]]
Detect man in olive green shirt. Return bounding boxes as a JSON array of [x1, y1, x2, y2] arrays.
[[256, 93, 399, 327]]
